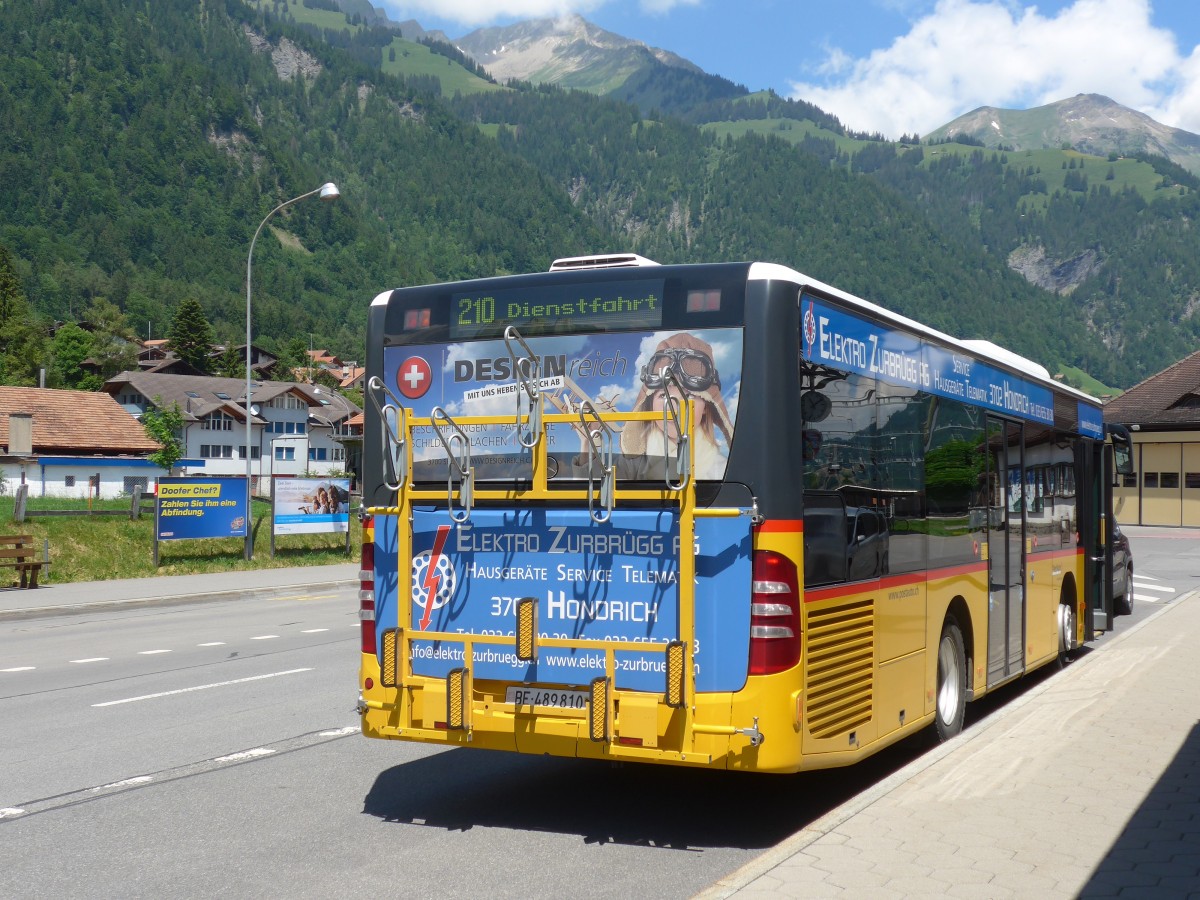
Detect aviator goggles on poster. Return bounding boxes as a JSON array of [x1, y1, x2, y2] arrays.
[[640, 348, 721, 392]]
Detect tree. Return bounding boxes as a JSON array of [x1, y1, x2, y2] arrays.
[[212, 344, 244, 379], [48, 323, 96, 389], [0, 244, 47, 386], [167, 298, 215, 372], [82, 298, 138, 382], [143, 399, 185, 473]]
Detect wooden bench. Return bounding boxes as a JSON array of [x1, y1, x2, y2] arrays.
[[0, 535, 44, 588]]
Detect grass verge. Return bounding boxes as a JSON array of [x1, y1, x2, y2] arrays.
[[0, 495, 360, 584]]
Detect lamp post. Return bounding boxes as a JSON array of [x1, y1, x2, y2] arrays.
[[245, 182, 339, 559]]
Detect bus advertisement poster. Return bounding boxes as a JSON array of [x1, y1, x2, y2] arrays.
[[802, 295, 1058, 427], [272, 477, 351, 535], [372, 508, 752, 694], [155, 477, 248, 541], [384, 327, 742, 483]]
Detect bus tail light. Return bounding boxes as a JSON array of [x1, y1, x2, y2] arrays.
[[749, 551, 801, 675], [360, 516, 376, 655]]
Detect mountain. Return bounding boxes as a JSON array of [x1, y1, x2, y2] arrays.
[[2, 1, 1198, 394], [926, 93, 1200, 175], [454, 15, 701, 91]]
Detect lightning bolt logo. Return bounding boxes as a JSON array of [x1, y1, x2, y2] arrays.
[[419, 525, 452, 631]]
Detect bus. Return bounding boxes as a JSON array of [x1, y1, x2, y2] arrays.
[[356, 255, 1132, 773]]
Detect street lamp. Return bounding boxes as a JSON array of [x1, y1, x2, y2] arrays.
[[245, 181, 339, 559]]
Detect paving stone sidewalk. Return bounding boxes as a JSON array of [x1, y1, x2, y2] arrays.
[[702, 589, 1200, 898]]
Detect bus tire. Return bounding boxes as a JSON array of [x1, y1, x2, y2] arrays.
[[1057, 598, 1078, 668], [935, 615, 967, 743]]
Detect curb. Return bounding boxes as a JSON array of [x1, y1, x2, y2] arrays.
[[693, 589, 1198, 899], [0, 578, 358, 622]]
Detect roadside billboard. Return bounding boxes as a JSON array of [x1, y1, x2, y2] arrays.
[[272, 477, 351, 536], [155, 477, 248, 541]]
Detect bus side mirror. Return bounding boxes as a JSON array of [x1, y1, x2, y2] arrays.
[[1109, 424, 1133, 477]]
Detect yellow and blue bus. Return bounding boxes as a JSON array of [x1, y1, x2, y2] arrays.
[[356, 255, 1130, 773]]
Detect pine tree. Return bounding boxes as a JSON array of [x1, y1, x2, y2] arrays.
[[167, 298, 215, 373], [0, 243, 47, 386]]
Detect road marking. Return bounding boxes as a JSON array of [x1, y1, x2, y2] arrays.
[[71, 658, 110, 664], [198, 642, 226, 647], [214, 748, 275, 763], [4, 727, 358, 820], [2, 667, 35, 673], [1134, 594, 1161, 603], [301, 628, 329, 633], [93, 776, 153, 791], [139, 649, 171, 655], [92, 668, 313, 707], [1131, 581, 1175, 593], [250, 635, 279, 640]]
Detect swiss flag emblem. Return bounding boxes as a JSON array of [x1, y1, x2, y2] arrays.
[[397, 356, 432, 399]]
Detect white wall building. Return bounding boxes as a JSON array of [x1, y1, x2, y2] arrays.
[[104, 371, 360, 492], [0, 386, 166, 499]]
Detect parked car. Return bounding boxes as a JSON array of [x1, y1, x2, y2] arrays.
[[1112, 523, 1134, 615]]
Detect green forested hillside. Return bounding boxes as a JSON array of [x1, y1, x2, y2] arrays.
[[0, 0, 603, 381], [0, 0, 1193, 392], [451, 87, 1099, 373]]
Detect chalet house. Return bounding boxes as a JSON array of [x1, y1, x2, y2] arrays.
[[103, 371, 361, 491], [1104, 348, 1200, 527], [0, 386, 165, 499]]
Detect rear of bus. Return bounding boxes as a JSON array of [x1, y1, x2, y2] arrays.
[[356, 259, 812, 772]]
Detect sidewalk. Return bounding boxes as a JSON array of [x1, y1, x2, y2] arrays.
[[702, 587, 1200, 898], [0, 563, 359, 621]]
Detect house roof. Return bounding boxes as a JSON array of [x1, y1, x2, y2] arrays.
[[103, 371, 322, 425], [1104, 348, 1200, 427], [307, 348, 342, 367], [0, 387, 161, 455]]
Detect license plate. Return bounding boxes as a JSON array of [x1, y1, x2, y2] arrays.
[[505, 687, 589, 710]]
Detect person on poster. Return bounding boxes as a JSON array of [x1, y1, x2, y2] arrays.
[[574, 332, 735, 481]]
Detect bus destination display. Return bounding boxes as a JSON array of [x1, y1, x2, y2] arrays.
[[450, 279, 664, 339]]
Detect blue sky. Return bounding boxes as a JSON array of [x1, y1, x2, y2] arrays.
[[374, 0, 1200, 139]]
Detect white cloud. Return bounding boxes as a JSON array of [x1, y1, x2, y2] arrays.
[[1161, 44, 1200, 133], [787, 0, 1192, 138]]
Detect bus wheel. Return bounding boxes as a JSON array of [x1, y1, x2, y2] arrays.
[[935, 616, 966, 742], [1057, 599, 1078, 667]]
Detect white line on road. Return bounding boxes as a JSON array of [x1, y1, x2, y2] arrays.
[[198, 642, 226, 646], [2, 667, 35, 673], [214, 748, 275, 762], [302, 628, 329, 633], [319, 726, 359, 737], [0, 808, 25, 819], [93, 776, 153, 791], [250, 635, 279, 640], [92, 668, 313, 707], [71, 658, 110, 664], [138, 649, 171, 655], [1131, 580, 1176, 593]]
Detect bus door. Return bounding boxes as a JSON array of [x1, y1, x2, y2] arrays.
[[986, 416, 1026, 685], [1077, 438, 1109, 636]]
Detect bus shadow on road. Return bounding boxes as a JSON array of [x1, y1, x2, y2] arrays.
[[361, 736, 928, 850]]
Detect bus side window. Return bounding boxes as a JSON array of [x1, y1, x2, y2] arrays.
[[804, 491, 848, 586]]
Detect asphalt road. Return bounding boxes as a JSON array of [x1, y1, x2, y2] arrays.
[[1, 587, 838, 899], [1, 528, 1190, 899]]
